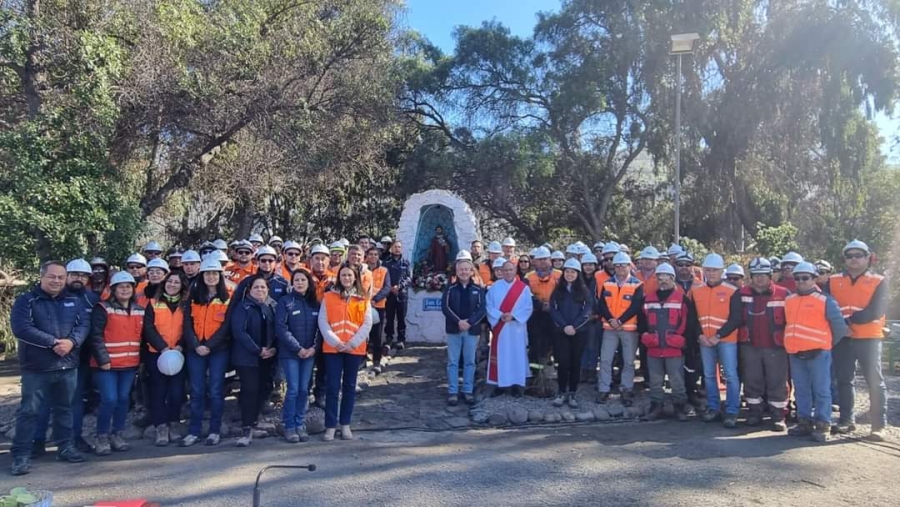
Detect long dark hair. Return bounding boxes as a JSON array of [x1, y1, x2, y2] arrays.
[[242, 274, 274, 305], [335, 265, 363, 297], [552, 269, 589, 304], [290, 269, 319, 307], [189, 270, 230, 304], [155, 271, 189, 301]]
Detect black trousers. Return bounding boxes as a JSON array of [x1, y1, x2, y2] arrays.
[[683, 338, 702, 399], [553, 330, 587, 394], [236, 363, 273, 428], [384, 294, 407, 343], [369, 308, 386, 365], [313, 341, 326, 400], [527, 310, 554, 364]]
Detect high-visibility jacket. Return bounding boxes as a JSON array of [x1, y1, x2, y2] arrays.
[[601, 276, 642, 331], [322, 291, 368, 356], [829, 272, 886, 339], [479, 262, 494, 288], [642, 289, 688, 358], [692, 282, 738, 342], [147, 299, 183, 353], [525, 270, 561, 305], [737, 284, 787, 347], [279, 262, 305, 281], [312, 272, 334, 303], [371, 266, 389, 309], [784, 292, 833, 354], [92, 301, 144, 369], [190, 298, 229, 342], [225, 262, 257, 284], [359, 266, 374, 300], [635, 270, 658, 296], [594, 270, 612, 298]]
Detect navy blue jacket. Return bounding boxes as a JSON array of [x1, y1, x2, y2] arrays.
[[11, 285, 90, 372], [230, 298, 276, 368], [441, 281, 486, 335], [232, 272, 289, 303], [550, 285, 592, 331], [275, 292, 320, 359], [71, 287, 100, 363], [383, 255, 411, 301]]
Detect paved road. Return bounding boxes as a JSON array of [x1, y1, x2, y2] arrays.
[[1, 420, 897, 507]]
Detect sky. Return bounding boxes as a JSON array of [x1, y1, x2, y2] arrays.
[[403, 0, 899, 163]]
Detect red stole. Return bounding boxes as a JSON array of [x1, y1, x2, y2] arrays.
[[488, 279, 527, 384]]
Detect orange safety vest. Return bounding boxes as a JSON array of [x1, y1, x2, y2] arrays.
[[359, 267, 374, 300], [635, 270, 659, 296], [594, 271, 612, 298], [312, 273, 334, 303], [602, 277, 642, 331], [691, 282, 738, 342], [784, 292, 833, 354], [93, 302, 144, 369], [225, 262, 257, 284], [479, 262, 494, 288], [148, 299, 183, 353], [829, 272, 886, 339], [190, 298, 229, 342], [525, 270, 561, 304], [371, 266, 388, 309], [322, 291, 368, 356]]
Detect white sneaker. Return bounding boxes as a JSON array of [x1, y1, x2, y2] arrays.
[[323, 428, 336, 442], [205, 433, 220, 446], [235, 428, 252, 447], [552, 394, 565, 407], [180, 434, 199, 447], [340, 425, 353, 440]]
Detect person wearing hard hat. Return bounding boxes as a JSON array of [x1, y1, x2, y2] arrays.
[[501, 237, 517, 263], [578, 253, 602, 384], [181, 250, 202, 286], [166, 248, 184, 272], [442, 252, 487, 406], [769, 257, 782, 283], [635, 247, 662, 295], [486, 258, 534, 397], [549, 258, 592, 408], [124, 253, 149, 291], [673, 251, 704, 407], [550, 250, 565, 271], [480, 241, 503, 287], [640, 263, 693, 422], [226, 240, 258, 285], [565, 244, 580, 261], [89, 271, 144, 456], [142, 270, 189, 447], [524, 246, 560, 366], [278, 241, 305, 280], [732, 258, 790, 431], [596, 252, 644, 405], [366, 247, 392, 374], [379, 236, 393, 262], [674, 252, 703, 294], [592, 241, 606, 256], [596, 243, 619, 290], [667, 244, 684, 264], [328, 242, 346, 274], [143, 241, 163, 261], [785, 262, 849, 442], [777, 251, 804, 293], [268, 235, 284, 255], [383, 240, 412, 352], [814, 259, 833, 288], [89, 257, 111, 299], [691, 253, 743, 428], [137, 258, 170, 308], [826, 240, 889, 440], [307, 243, 336, 410], [725, 264, 745, 289], [198, 241, 218, 259], [248, 233, 265, 252], [491, 256, 506, 281], [181, 257, 232, 447]]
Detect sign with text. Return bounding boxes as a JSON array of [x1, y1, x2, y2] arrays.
[[422, 298, 442, 312]]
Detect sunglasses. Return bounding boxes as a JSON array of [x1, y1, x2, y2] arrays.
[[285, 252, 301, 257], [817, 270, 829, 275], [237, 250, 252, 255], [258, 258, 276, 264], [844, 252, 867, 260], [675, 263, 692, 268], [126, 265, 143, 270], [793, 275, 814, 282], [519, 260, 530, 264], [726, 276, 742, 282]]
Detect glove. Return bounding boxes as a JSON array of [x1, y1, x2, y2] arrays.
[[665, 333, 686, 349], [641, 332, 659, 348], [795, 349, 823, 360]]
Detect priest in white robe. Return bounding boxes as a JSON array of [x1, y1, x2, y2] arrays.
[[486, 258, 534, 396]]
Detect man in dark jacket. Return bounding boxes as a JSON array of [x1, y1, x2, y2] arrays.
[[383, 241, 411, 351], [10, 261, 89, 475], [441, 257, 486, 405]]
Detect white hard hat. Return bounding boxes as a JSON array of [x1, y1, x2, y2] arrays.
[[167, 249, 183, 258], [282, 241, 302, 253], [126, 253, 147, 266], [577, 244, 591, 255], [213, 239, 228, 251], [815, 260, 834, 272], [581, 253, 599, 264], [619, 244, 631, 254], [249, 234, 264, 244], [565, 243, 580, 255], [339, 238, 350, 247], [725, 264, 745, 277], [676, 251, 695, 264], [550, 250, 565, 260], [593, 242, 605, 251], [501, 237, 516, 247], [612, 252, 632, 266], [212, 250, 229, 264], [147, 258, 170, 273], [380, 236, 393, 243], [110, 271, 136, 286], [157, 349, 185, 376], [748, 257, 772, 275], [792, 262, 817, 277], [601, 242, 620, 255], [562, 258, 582, 272], [329, 241, 346, 252], [65, 259, 92, 274], [181, 250, 201, 263], [781, 251, 804, 265], [655, 263, 676, 277], [667, 243, 684, 256], [456, 249, 473, 261], [492, 257, 508, 269], [487, 241, 503, 254], [143, 241, 162, 253], [255, 245, 277, 259], [199, 256, 224, 273], [90, 257, 109, 268], [268, 235, 283, 245], [701, 253, 725, 269], [842, 239, 869, 256], [639, 246, 661, 260], [531, 246, 551, 259], [310, 244, 330, 256]]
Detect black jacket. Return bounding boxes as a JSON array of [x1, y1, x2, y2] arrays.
[[550, 286, 592, 331], [230, 298, 276, 368], [11, 285, 90, 372], [441, 281, 486, 335]]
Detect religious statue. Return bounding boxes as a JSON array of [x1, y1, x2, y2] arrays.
[[428, 225, 451, 273]]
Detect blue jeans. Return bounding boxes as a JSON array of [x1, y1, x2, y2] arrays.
[[790, 351, 832, 425], [146, 353, 186, 426], [446, 333, 478, 395], [833, 338, 887, 430], [34, 364, 90, 443], [700, 340, 740, 415], [580, 321, 601, 371], [186, 348, 228, 436], [12, 369, 77, 458], [324, 353, 363, 428], [280, 356, 315, 431], [94, 368, 137, 435]]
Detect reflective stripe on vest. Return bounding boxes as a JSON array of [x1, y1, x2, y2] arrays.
[[149, 299, 183, 353], [323, 291, 368, 356], [828, 272, 885, 339], [737, 285, 787, 345], [692, 282, 738, 342], [602, 277, 642, 331], [191, 298, 229, 342], [643, 290, 687, 346], [784, 292, 833, 354], [94, 302, 144, 369]]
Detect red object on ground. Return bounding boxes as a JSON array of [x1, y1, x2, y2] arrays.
[[93, 501, 158, 507]]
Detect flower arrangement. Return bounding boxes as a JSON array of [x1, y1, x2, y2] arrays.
[[412, 260, 451, 292]]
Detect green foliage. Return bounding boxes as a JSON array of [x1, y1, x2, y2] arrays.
[[754, 222, 801, 258]]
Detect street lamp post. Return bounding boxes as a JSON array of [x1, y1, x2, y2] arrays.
[[670, 33, 699, 244]]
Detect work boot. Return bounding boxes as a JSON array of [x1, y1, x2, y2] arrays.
[[723, 413, 737, 429], [297, 425, 310, 443], [771, 414, 787, 432], [31, 440, 46, 459], [463, 393, 476, 405], [673, 403, 689, 422], [831, 421, 856, 435], [56, 445, 86, 463], [94, 434, 111, 456], [788, 420, 813, 437], [10, 456, 31, 476], [235, 427, 252, 447], [75, 436, 94, 453], [510, 385, 523, 398], [285, 428, 300, 444], [595, 392, 610, 404], [620, 389, 635, 407], [110, 432, 130, 452], [745, 406, 763, 427], [155, 425, 170, 447], [811, 422, 830, 443], [447, 394, 459, 407], [702, 409, 721, 423], [645, 402, 664, 421], [552, 394, 566, 407]]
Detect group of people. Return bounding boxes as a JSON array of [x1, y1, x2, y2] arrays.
[[440, 238, 888, 444], [8, 235, 411, 476]]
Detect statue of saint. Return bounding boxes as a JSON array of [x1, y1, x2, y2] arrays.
[[428, 225, 450, 273]]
